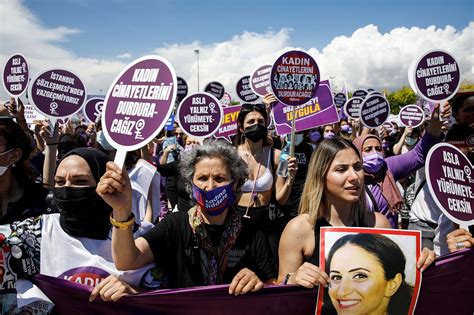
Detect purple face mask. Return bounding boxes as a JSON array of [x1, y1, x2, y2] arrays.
[[192, 182, 235, 216], [341, 124, 352, 134], [309, 131, 321, 142], [323, 131, 335, 139], [363, 152, 385, 174]]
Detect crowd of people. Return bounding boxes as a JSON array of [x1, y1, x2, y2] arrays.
[[0, 90, 473, 314]]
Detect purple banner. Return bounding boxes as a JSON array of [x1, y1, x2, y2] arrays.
[[214, 105, 241, 142], [236, 76, 259, 103], [3, 53, 29, 97], [28, 69, 87, 119], [272, 80, 339, 135], [333, 92, 347, 109], [270, 50, 320, 106], [102, 56, 176, 150], [83, 97, 104, 123], [344, 97, 363, 119], [204, 81, 225, 100], [413, 50, 461, 102], [353, 89, 368, 99], [177, 92, 223, 139], [250, 64, 272, 97], [426, 143, 474, 225], [399, 105, 425, 128], [359, 94, 390, 128], [177, 77, 188, 103]]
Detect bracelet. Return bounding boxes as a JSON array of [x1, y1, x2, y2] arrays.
[[283, 272, 294, 285], [109, 213, 135, 230]]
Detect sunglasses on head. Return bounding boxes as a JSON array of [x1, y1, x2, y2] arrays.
[[241, 103, 266, 111]]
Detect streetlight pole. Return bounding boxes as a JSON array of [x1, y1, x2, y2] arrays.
[[194, 49, 200, 91]]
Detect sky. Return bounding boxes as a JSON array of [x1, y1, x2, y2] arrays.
[[0, 0, 473, 101]]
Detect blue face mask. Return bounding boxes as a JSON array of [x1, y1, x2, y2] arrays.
[[192, 182, 235, 216], [96, 131, 115, 151], [363, 152, 385, 174], [309, 131, 321, 142]]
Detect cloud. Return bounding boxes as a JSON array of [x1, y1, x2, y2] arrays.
[[1, 0, 473, 103]]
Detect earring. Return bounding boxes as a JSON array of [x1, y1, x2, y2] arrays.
[[11, 163, 16, 168]]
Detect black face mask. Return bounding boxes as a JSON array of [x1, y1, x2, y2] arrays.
[[244, 124, 268, 143], [53, 186, 112, 240]]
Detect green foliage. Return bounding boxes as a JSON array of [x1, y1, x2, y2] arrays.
[[459, 79, 474, 92], [385, 86, 416, 114]]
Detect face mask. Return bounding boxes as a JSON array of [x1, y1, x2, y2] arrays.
[[0, 148, 15, 176], [244, 124, 268, 143], [363, 152, 385, 174], [309, 131, 321, 142], [96, 131, 115, 151], [323, 131, 335, 139], [177, 137, 184, 146], [389, 130, 398, 137], [54, 186, 112, 240], [405, 137, 417, 146], [341, 124, 352, 134], [192, 182, 236, 216], [294, 134, 304, 146], [184, 144, 196, 153]]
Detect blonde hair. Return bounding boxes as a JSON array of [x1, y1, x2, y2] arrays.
[[298, 137, 367, 227]]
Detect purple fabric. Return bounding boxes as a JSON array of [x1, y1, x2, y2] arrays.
[[367, 132, 439, 228]]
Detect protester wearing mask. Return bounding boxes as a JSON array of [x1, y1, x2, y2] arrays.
[[233, 103, 297, 267], [307, 128, 322, 150], [353, 104, 451, 228], [162, 125, 185, 163], [104, 140, 276, 295], [322, 124, 336, 140], [338, 119, 354, 141], [393, 126, 421, 155], [0, 148, 155, 312]]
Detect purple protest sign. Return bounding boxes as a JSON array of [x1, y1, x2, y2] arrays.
[[270, 50, 320, 106], [333, 92, 347, 109], [3, 53, 29, 97], [425, 143, 474, 225], [204, 81, 225, 100], [102, 55, 177, 154], [176, 77, 188, 103], [353, 89, 368, 99], [83, 97, 104, 123], [344, 97, 364, 119], [399, 105, 425, 128], [359, 94, 390, 128], [220, 92, 232, 107], [177, 92, 223, 139], [236, 76, 259, 103], [413, 50, 461, 103], [250, 64, 272, 97], [28, 69, 87, 119], [272, 80, 339, 135], [214, 105, 241, 142]]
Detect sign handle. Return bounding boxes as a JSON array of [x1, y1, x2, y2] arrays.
[[289, 106, 296, 157], [114, 149, 127, 169]]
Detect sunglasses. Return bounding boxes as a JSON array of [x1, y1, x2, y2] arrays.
[[175, 132, 185, 136], [241, 103, 266, 111]]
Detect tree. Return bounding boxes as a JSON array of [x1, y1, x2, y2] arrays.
[[386, 86, 417, 114]]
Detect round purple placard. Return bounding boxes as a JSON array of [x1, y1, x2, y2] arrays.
[[236, 75, 259, 103], [250, 64, 272, 97], [3, 53, 29, 97], [177, 77, 188, 103], [413, 50, 461, 103], [270, 50, 320, 106], [425, 143, 474, 225], [28, 68, 87, 119], [177, 92, 222, 139], [83, 97, 104, 123], [102, 55, 177, 150], [204, 81, 225, 100], [399, 105, 424, 128], [359, 94, 390, 128], [333, 92, 347, 109], [344, 97, 364, 119], [353, 89, 368, 99]]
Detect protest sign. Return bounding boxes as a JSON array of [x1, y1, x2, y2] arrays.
[[28, 69, 87, 123], [220, 92, 232, 107], [3, 53, 29, 97], [102, 55, 177, 166], [343, 97, 364, 119], [272, 80, 338, 135], [359, 94, 390, 128], [204, 81, 225, 100], [270, 50, 320, 106], [352, 89, 368, 99], [236, 76, 259, 102], [214, 105, 241, 142], [23, 104, 45, 124], [411, 50, 461, 103], [318, 227, 421, 315], [399, 104, 424, 128], [333, 92, 347, 109], [83, 97, 104, 123], [250, 64, 272, 97], [425, 143, 474, 225], [177, 92, 223, 140], [176, 77, 188, 103]]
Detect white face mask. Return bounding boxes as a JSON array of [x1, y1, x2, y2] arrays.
[[294, 134, 305, 146], [0, 148, 14, 176]]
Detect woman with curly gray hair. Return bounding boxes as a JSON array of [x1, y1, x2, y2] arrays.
[[104, 139, 277, 297]]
